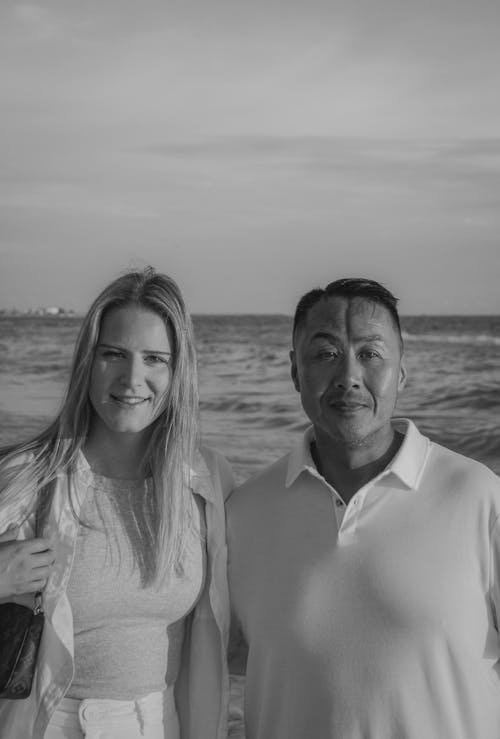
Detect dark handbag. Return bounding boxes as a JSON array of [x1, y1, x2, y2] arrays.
[[0, 591, 44, 699]]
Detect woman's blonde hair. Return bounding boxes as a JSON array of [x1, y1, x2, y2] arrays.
[[0, 267, 199, 584]]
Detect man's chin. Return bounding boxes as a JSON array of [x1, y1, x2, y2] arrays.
[[333, 432, 368, 448], [319, 422, 372, 448]]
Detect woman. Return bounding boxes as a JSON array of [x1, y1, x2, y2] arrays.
[[0, 268, 234, 739]]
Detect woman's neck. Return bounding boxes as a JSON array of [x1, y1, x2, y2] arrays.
[[84, 423, 149, 480]]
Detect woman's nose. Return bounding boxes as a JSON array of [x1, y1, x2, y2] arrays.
[[119, 356, 144, 388]]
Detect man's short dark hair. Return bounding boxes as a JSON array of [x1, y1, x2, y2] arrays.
[[292, 278, 402, 345]]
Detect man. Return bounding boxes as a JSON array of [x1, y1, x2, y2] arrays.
[[226, 278, 500, 739]]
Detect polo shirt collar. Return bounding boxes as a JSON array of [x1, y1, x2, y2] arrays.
[[285, 426, 318, 488], [285, 418, 430, 491], [386, 418, 431, 489]]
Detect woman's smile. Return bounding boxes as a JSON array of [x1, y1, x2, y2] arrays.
[[109, 394, 150, 407]]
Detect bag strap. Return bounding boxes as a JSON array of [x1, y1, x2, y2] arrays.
[[34, 591, 44, 615]]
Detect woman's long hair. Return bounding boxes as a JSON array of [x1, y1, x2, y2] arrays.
[[0, 267, 199, 584]]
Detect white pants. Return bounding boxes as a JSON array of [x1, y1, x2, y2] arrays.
[[44, 689, 179, 739]]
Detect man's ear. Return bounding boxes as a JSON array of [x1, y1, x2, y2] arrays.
[[398, 358, 407, 392], [290, 350, 300, 392]]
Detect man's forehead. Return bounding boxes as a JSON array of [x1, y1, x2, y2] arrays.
[[298, 296, 396, 339]]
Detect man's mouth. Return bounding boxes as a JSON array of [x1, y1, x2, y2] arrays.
[[329, 400, 366, 411]]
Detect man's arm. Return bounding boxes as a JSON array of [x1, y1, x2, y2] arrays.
[[228, 615, 248, 739], [226, 483, 248, 739], [487, 472, 500, 655]]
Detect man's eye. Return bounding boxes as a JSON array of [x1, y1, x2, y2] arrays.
[[360, 350, 379, 360], [315, 350, 337, 360]]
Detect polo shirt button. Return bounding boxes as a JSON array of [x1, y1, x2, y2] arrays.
[[335, 499, 344, 508]]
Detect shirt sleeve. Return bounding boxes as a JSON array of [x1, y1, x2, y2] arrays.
[[489, 508, 500, 635]]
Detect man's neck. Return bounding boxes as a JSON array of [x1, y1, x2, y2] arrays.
[[312, 427, 404, 504], [84, 423, 149, 480]]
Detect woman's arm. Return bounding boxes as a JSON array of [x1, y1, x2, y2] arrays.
[[0, 528, 54, 597]]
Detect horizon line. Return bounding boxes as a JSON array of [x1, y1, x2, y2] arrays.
[[0, 309, 499, 319]]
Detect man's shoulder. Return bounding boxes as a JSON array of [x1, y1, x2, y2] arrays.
[[398, 419, 498, 487], [226, 451, 291, 514], [427, 439, 500, 495]]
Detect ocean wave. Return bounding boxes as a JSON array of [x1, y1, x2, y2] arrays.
[[402, 331, 500, 347], [201, 397, 294, 415], [412, 384, 500, 412], [2, 362, 69, 376]]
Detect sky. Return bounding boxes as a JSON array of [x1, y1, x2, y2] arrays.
[[0, 0, 499, 315]]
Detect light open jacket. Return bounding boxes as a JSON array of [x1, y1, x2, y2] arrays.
[[0, 447, 234, 739]]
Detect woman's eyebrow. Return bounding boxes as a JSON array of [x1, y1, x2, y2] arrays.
[[98, 342, 171, 355], [142, 349, 172, 355]]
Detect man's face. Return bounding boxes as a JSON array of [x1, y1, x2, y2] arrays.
[[290, 296, 406, 448]]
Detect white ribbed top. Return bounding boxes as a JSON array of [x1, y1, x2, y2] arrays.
[[66, 472, 205, 700]]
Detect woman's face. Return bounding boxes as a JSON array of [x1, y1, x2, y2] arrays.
[[89, 305, 173, 437]]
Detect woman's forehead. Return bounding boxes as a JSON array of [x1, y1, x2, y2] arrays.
[[99, 305, 172, 349]]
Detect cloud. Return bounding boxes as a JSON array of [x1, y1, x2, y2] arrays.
[[144, 135, 500, 177], [12, 2, 65, 41], [0, 1, 498, 313]]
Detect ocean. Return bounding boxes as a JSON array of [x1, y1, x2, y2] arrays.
[[0, 314, 499, 483]]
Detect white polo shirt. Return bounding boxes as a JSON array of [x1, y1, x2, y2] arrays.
[[227, 419, 500, 739]]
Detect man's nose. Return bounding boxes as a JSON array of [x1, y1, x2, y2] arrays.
[[332, 354, 361, 390]]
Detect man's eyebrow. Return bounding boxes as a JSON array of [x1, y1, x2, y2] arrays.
[[355, 334, 385, 343], [98, 342, 172, 355], [308, 331, 340, 342], [307, 333, 386, 343]]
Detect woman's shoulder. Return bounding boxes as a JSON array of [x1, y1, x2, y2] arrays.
[[196, 445, 236, 501], [0, 450, 36, 485], [0, 451, 38, 526]]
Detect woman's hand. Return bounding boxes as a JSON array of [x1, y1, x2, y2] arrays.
[[0, 527, 55, 597]]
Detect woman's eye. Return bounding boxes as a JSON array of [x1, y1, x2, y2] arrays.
[[145, 354, 169, 365], [102, 349, 124, 359]]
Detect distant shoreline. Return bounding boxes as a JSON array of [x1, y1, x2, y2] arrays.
[[1, 311, 499, 319]]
